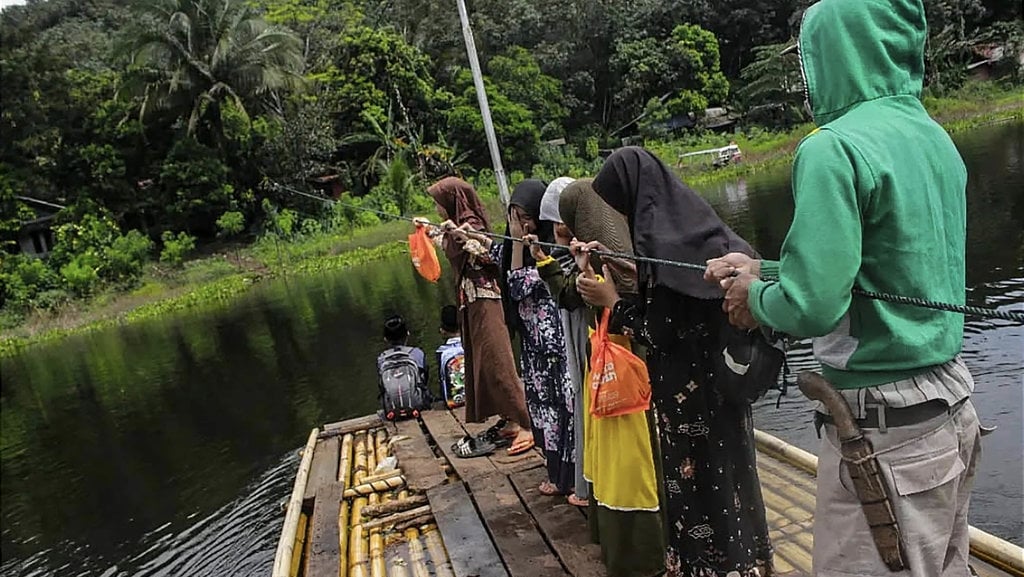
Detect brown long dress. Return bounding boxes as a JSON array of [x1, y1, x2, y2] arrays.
[[427, 177, 530, 428]]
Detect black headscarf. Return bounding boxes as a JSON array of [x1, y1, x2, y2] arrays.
[[592, 146, 755, 299], [499, 179, 549, 335]]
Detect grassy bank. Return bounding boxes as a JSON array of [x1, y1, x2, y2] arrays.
[[651, 81, 1024, 186], [0, 195, 509, 357], [0, 237, 408, 357]]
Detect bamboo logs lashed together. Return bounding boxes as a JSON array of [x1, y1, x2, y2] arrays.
[[339, 434, 355, 487], [338, 433, 354, 577], [366, 433, 383, 577], [272, 428, 319, 577], [343, 476, 407, 499], [358, 469, 403, 486], [404, 528, 431, 577], [349, 432, 371, 577], [423, 526, 456, 577]]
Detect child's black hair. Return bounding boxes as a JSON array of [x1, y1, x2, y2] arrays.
[[383, 315, 409, 344]]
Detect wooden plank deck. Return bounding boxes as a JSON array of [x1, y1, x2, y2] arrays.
[[276, 412, 1024, 577]]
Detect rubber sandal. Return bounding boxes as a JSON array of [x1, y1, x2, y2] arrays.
[[538, 481, 564, 496], [451, 435, 495, 458], [506, 436, 535, 456], [474, 422, 512, 449], [567, 495, 589, 507]]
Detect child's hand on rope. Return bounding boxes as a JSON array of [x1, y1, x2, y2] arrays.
[[577, 265, 620, 309], [523, 234, 547, 262], [569, 238, 594, 275]]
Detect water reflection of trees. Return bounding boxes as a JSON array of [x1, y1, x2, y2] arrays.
[[0, 254, 455, 571]]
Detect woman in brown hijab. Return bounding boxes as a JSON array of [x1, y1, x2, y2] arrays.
[[426, 177, 534, 455]]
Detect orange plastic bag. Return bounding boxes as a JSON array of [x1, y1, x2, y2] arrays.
[[588, 308, 652, 418], [408, 226, 441, 282]]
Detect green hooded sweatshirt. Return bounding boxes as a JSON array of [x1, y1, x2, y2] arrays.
[[747, 0, 969, 389]]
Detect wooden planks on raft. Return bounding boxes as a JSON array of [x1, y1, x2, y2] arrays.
[[509, 468, 605, 577], [426, 482, 509, 577]]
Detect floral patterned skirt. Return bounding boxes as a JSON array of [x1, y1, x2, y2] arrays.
[[649, 350, 773, 577]]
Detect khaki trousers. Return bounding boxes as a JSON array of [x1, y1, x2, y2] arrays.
[[812, 400, 981, 577]]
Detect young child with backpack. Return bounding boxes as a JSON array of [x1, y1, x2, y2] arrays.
[[376, 315, 431, 421], [435, 305, 466, 409]]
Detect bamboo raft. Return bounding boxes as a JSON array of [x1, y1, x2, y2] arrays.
[[273, 409, 1024, 577]]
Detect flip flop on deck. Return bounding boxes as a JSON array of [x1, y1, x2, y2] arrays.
[[506, 435, 535, 456], [474, 420, 512, 449], [451, 435, 496, 458]]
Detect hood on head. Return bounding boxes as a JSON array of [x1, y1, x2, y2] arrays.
[[798, 0, 926, 125], [540, 177, 575, 224]]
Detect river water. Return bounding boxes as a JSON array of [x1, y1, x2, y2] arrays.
[[2, 122, 1022, 576]]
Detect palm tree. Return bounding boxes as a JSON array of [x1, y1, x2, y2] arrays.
[[122, 0, 304, 144]]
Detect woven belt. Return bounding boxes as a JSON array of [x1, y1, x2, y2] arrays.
[[816, 399, 965, 433]]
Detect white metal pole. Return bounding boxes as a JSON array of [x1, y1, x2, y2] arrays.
[[455, 0, 510, 208]]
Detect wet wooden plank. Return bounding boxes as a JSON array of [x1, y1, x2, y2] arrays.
[[391, 418, 447, 491], [304, 436, 340, 503], [321, 414, 383, 437], [467, 474, 568, 577], [306, 482, 342, 577], [510, 467, 604, 577], [421, 410, 499, 481], [427, 482, 509, 577]]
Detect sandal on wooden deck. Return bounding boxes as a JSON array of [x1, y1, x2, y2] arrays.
[[506, 435, 535, 456], [451, 435, 495, 458], [567, 495, 589, 507], [538, 481, 565, 496], [474, 421, 512, 448]]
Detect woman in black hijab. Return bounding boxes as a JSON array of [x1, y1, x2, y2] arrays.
[[576, 147, 773, 577], [499, 179, 576, 496]]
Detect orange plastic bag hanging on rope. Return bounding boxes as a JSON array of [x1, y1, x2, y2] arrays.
[[588, 308, 652, 418], [408, 225, 441, 282]]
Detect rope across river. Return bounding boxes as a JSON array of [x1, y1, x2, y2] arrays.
[[273, 183, 1024, 323]]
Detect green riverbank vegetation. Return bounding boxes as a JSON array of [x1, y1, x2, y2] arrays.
[[2, 0, 1022, 349]]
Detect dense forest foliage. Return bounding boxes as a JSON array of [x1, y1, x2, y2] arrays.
[[0, 0, 1021, 318]]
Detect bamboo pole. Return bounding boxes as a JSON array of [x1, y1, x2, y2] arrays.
[[968, 526, 1024, 576], [359, 469, 403, 486], [370, 469, 389, 577], [273, 428, 319, 577], [354, 431, 369, 484], [338, 500, 350, 577], [288, 512, 309, 577], [375, 429, 389, 467], [343, 476, 407, 499], [389, 558, 410, 577], [362, 506, 433, 531], [338, 433, 355, 577], [362, 495, 429, 518], [404, 528, 431, 577], [350, 432, 371, 577], [366, 433, 383, 577], [423, 526, 456, 577], [339, 433, 355, 487]]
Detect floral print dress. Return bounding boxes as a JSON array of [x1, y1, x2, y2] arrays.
[[497, 245, 576, 493], [612, 286, 773, 577]]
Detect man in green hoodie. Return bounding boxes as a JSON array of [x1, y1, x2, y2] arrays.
[[705, 0, 981, 576]]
